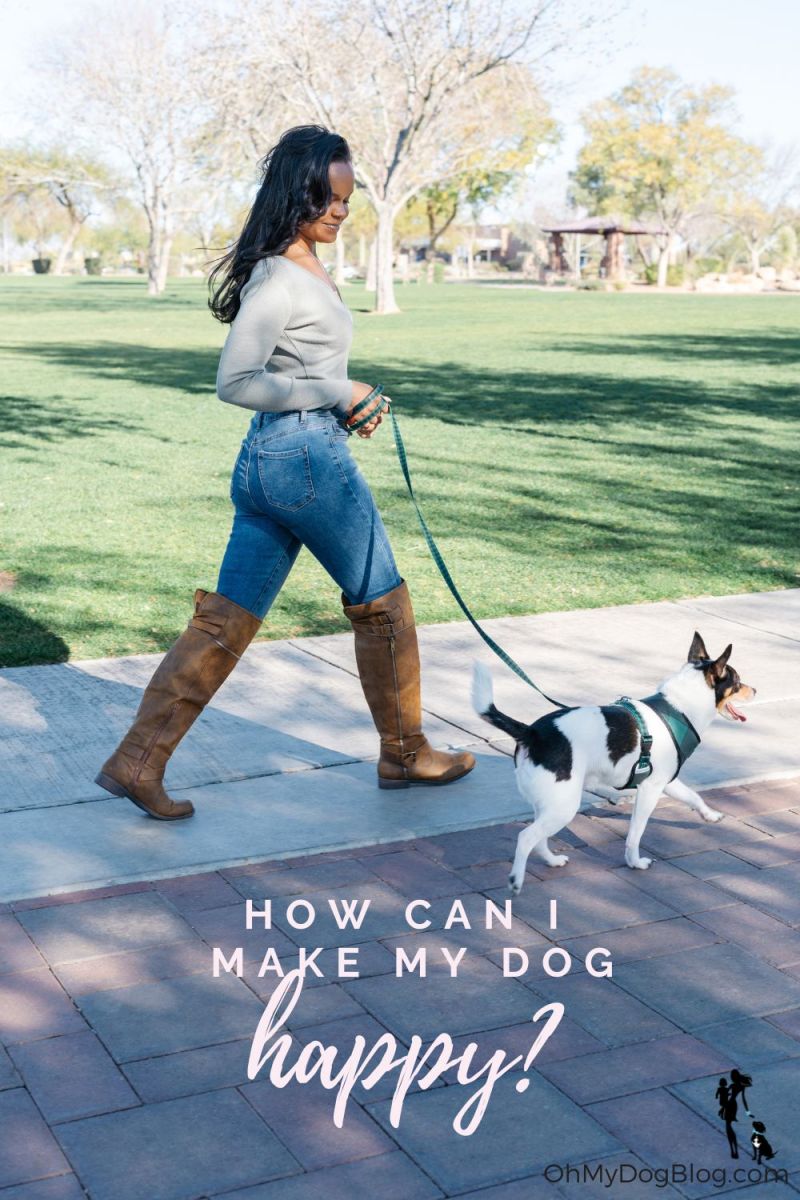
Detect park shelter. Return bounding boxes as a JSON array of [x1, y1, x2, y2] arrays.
[[541, 217, 667, 281]]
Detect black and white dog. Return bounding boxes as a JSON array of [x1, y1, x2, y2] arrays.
[[472, 633, 756, 894]]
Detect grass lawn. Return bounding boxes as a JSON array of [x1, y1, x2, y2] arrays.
[[1, 275, 798, 667]]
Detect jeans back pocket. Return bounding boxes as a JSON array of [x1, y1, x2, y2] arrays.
[[255, 444, 315, 511]]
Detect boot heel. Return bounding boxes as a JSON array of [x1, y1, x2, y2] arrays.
[[94, 771, 128, 798], [378, 777, 410, 790]]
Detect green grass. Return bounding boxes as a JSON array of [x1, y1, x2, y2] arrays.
[[1, 275, 798, 666]]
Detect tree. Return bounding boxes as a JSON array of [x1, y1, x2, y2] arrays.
[[39, 2, 212, 295], [214, 0, 593, 313], [404, 68, 558, 280], [571, 67, 761, 287], [0, 144, 114, 274], [721, 145, 800, 273]]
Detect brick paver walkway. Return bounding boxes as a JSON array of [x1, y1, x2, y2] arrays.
[[2, 777, 800, 1199]]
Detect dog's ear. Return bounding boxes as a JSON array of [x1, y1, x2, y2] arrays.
[[711, 644, 733, 678], [688, 631, 708, 662]]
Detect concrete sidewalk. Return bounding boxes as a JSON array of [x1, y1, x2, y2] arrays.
[[1, 589, 798, 903]]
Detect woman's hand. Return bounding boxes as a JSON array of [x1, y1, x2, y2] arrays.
[[346, 381, 391, 439]]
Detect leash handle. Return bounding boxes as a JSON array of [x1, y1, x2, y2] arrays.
[[389, 408, 567, 710]]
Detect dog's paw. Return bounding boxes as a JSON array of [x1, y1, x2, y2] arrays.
[[508, 873, 522, 896], [548, 854, 569, 868], [625, 853, 653, 870], [702, 807, 724, 823]]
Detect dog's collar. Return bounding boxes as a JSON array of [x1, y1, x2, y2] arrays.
[[614, 694, 701, 789]]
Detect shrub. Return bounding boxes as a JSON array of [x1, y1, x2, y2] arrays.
[[644, 263, 685, 286]]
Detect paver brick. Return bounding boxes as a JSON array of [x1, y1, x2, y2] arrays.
[[121, 1037, 254, 1102], [537, 1033, 730, 1104], [213, 1150, 443, 1199], [345, 954, 538, 1041], [0, 1173, 87, 1199], [17, 893, 197, 964], [613, 859, 737, 912], [528, 972, 681, 1047], [366, 1070, 620, 1195], [54, 1088, 300, 1200], [77, 971, 265, 1061], [489, 869, 676, 939], [692, 903, 800, 967], [0, 1089, 70, 1189], [52, 938, 210, 996], [0, 969, 87, 1046], [9, 1031, 138, 1123], [0, 916, 45, 975], [613, 943, 800, 1029], [241, 1075, 394, 1170], [696, 1015, 800, 1066], [361, 849, 473, 899]]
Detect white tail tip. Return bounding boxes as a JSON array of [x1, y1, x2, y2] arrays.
[[471, 660, 494, 716]]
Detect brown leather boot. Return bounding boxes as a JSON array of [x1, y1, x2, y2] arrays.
[[95, 590, 262, 819], [343, 580, 475, 789]]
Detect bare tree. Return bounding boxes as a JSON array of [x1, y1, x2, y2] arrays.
[[39, 2, 211, 295], [214, 0, 598, 313]]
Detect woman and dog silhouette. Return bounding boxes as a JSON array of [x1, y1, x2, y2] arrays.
[[714, 1071, 776, 1163]]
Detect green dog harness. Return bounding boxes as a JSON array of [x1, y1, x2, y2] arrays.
[[614, 694, 701, 789]]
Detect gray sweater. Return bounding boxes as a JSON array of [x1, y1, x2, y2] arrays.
[[216, 255, 353, 416]]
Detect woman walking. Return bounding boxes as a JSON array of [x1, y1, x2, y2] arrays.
[[95, 125, 475, 820]]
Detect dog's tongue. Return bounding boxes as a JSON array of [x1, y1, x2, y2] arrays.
[[727, 701, 747, 722]]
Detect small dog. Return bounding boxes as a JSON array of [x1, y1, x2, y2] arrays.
[[751, 1121, 776, 1163], [472, 633, 756, 893]]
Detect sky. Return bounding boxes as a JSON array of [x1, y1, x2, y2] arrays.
[[1, 0, 797, 220]]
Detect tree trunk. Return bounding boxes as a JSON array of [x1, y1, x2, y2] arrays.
[[53, 213, 83, 276], [146, 223, 161, 296], [466, 225, 476, 279], [156, 233, 173, 293], [749, 240, 760, 274], [366, 238, 377, 291], [1, 214, 10, 275], [656, 243, 670, 288], [426, 199, 436, 283], [335, 228, 346, 287], [358, 232, 366, 268], [375, 203, 399, 314]]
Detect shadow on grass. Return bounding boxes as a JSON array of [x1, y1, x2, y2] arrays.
[[0, 394, 141, 449], [539, 328, 800, 368], [6, 342, 220, 399], [0, 601, 69, 667], [10, 334, 798, 428], [1, 542, 354, 667]]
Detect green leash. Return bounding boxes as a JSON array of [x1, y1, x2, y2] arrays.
[[388, 406, 567, 710]]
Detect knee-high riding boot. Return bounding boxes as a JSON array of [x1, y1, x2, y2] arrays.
[[95, 589, 262, 819], [342, 579, 475, 788]]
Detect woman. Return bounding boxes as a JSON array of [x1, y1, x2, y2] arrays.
[[95, 124, 475, 820]]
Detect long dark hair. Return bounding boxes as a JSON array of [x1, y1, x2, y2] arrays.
[[208, 124, 352, 324]]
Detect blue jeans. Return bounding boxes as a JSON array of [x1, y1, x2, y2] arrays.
[[216, 408, 402, 619]]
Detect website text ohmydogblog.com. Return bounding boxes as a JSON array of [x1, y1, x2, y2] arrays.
[[543, 1162, 789, 1189]]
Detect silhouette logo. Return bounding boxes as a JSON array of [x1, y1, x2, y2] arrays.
[[714, 1070, 777, 1163]]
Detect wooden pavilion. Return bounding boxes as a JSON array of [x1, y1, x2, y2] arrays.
[[541, 216, 667, 282]]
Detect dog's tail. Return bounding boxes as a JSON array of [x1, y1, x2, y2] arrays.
[[471, 662, 528, 742]]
